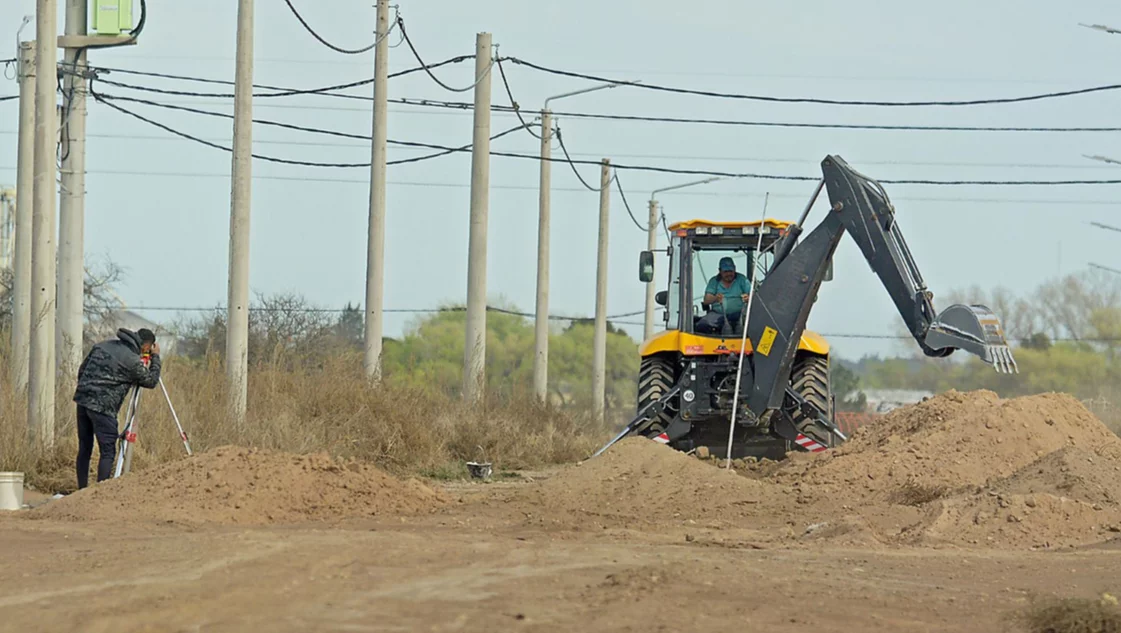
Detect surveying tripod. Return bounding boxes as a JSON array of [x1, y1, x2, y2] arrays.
[[113, 354, 192, 479]]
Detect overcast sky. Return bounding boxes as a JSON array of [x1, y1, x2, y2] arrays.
[[1, 0, 1118, 360]]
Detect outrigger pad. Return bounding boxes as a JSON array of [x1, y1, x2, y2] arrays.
[[772, 415, 830, 453], [924, 303, 1019, 374]]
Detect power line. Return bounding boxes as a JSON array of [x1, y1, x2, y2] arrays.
[[74, 54, 474, 100], [75, 90, 1121, 186], [503, 56, 1121, 108], [2, 164, 1116, 206], [612, 171, 647, 232], [4, 128, 1116, 171], [395, 16, 492, 93], [58, 64, 1121, 134], [126, 303, 647, 322], [104, 304, 1121, 343], [281, 0, 395, 55], [90, 87, 537, 168]]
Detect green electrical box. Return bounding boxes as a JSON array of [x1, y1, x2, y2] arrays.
[[91, 0, 134, 36]]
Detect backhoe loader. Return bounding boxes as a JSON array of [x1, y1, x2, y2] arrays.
[[596, 155, 1017, 460]]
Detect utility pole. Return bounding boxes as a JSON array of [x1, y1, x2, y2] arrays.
[[644, 177, 724, 339], [57, 0, 89, 381], [29, 0, 58, 444], [363, 0, 390, 381], [533, 81, 630, 405], [11, 41, 35, 392], [227, 0, 254, 423], [532, 110, 552, 403], [462, 32, 492, 405], [592, 159, 611, 422]]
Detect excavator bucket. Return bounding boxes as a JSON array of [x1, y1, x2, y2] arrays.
[[924, 304, 1019, 374]]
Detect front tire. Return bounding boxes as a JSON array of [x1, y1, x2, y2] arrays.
[[636, 355, 679, 436]]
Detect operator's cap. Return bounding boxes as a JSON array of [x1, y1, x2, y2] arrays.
[[719, 257, 735, 271]]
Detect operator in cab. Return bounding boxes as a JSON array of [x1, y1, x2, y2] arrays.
[[697, 256, 751, 334]]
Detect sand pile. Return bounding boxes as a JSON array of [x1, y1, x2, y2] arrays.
[[754, 390, 1121, 549], [518, 390, 1121, 549], [513, 438, 782, 528], [35, 446, 448, 526], [762, 390, 1121, 502]]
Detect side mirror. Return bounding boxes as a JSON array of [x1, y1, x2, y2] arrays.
[[655, 290, 667, 306], [638, 251, 655, 283], [824, 258, 834, 282]]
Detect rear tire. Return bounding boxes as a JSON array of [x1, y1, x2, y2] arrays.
[[789, 355, 838, 448], [636, 355, 679, 436]]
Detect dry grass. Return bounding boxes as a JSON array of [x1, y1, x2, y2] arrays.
[[1011, 595, 1121, 633], [889, 481, 950, 507], [0, 354, 616, 493]]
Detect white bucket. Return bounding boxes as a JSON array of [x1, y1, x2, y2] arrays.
[[0, 472, 25, 511]]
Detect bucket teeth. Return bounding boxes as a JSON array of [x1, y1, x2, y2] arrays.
[[991, 344, 1019, 374]]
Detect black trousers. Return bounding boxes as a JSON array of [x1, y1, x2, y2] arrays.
[[76, 405, 119, 489]]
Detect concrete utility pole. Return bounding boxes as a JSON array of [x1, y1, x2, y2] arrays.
[[462, 32, 492, 405], [592, 159, 611, 422], [57, 0, 89, 380], [533, 81, 629, 404], [29, 0, 59, 444], [363, 0, 390, 382], [532, 110, 552, 403], [227, 0, 254, 423], [11, 41, 36, 392], [644, 177, 724, 339]]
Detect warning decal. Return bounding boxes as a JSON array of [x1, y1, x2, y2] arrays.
[[757, 327, 778, 356]]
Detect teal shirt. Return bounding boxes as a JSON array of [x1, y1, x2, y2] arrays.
[[705, 273, 752, 314]]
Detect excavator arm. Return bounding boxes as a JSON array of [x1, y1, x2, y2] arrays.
[[745, 155, 1018, 417]]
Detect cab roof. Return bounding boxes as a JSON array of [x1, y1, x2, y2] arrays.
[[668, 218, 794, 231]]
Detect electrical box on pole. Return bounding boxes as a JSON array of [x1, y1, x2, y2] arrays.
[[90, 0, 133, 35]]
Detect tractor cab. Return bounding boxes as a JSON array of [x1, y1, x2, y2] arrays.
[[639, 219, 831, 341]]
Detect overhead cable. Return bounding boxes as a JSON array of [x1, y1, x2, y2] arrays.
[[63, 65, 1121, 133], [72, 54, 474, 100], [612, 170, 649, 232], [282, 0, 397, 55], [503, 56, 1121, 108], [396, 16, 493, 93], [90, 86, 536, 168], [86, 91, 1121, 186]]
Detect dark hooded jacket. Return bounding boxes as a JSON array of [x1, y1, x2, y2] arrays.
[[72, 328, 162, 417]]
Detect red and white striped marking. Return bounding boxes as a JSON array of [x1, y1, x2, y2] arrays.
[[793, 434, 828, 452], [651, 433, 670, 445]]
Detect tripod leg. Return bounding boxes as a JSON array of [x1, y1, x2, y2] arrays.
[[114, 387, 141, 478], [159, 378, 192, 456]]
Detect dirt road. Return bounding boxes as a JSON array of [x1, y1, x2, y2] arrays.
[[1, 501, 1119, 632], [2, 390, 1120, 632]]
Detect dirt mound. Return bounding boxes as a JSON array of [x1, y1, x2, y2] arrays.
[[34, 446, 448, 526], [915, 492, 1121, 549], [761, 390, 1121, 502], [745, 390, 1121, 549], [510, 438, 784, 529], [514, 390, 1121, 550], [994, 447, 1121, 506]]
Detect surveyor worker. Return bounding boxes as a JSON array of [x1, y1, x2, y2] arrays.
[[72, 328, 162, 489], [698, 256, 751, 334]]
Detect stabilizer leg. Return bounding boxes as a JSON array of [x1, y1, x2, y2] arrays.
[[591, 385, 681, 458]]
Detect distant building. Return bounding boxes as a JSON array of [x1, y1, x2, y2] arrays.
[[861, 388, 934, 414], [90, 309, 179, 357]]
